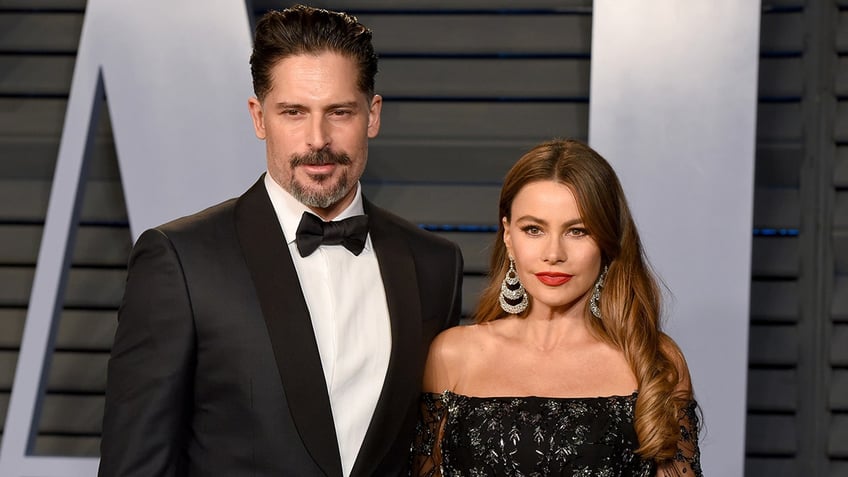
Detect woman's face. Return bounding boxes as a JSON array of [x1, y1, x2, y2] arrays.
[[503, 180, 603, 315]]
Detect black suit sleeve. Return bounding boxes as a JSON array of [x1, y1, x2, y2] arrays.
[[99, 229, 195, 477]]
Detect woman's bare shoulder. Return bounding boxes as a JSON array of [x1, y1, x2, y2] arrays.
[[422, 322, 503, 393], [429, 324, 487, 361]]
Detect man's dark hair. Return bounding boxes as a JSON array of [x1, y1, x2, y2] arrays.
[[250, 4, 378, 101]]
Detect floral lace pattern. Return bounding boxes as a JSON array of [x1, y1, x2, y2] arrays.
[[410, 391, 702, 477]]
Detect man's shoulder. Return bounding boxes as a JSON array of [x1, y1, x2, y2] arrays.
[[155, 197, 239, 237], [131, 196, 243, 262], [152, 175, 265, 238]]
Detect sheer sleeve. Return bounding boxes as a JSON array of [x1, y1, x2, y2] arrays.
[[656, 400, 703, 477], [409, 392, 448, 477]]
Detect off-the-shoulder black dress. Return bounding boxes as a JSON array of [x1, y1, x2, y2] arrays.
[[410, 390, 702, 477]]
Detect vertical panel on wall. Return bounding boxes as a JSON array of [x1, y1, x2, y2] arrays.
[[832, 3, 848, 476], [748, 3, 804, 476], [589, 2, 760, 476], [754, 0, 843, 475]]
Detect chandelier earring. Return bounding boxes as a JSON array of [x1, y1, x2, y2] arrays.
[[499, 257, 529, 314], [589, 265, 609, 319]]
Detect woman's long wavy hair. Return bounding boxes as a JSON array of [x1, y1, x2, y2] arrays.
[[473, 139, 693, 461]]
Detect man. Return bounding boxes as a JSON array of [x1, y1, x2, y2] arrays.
[[98, 5, 463, 476]]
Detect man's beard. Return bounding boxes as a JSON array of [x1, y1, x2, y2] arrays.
[[288, 149, 354, 209]]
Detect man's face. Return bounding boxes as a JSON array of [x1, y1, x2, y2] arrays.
[[248, 52, 382, 219]]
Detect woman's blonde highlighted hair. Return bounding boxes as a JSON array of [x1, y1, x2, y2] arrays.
[[473, 139, 693, 461]]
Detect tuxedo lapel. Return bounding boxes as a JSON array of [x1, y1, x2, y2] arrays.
[[351, 200, 423, 477], [234, 176, 343, 477]]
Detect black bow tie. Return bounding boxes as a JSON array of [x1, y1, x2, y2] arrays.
[[295, 212, 369, 257]]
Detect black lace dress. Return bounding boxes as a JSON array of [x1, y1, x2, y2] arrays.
[[410, 390, 702, 477]]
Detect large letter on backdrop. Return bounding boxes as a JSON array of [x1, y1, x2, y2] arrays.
[[589, 1, 760, 476], [0, 1, 262, 475]]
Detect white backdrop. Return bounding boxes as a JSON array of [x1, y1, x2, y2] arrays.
[[589, 1, 761, 476]]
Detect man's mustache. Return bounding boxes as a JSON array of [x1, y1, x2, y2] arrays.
[[290, 149, 352, 167]]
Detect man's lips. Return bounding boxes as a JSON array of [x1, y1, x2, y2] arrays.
[[300, 163, 338, 175], [535, 272, 573, 286]]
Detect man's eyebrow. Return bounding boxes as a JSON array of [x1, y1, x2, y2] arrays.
[[326, 101, 358, 109], [272, 101, 360, 110], [272, 102, 304, 109]]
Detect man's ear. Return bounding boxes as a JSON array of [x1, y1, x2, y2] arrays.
[[247, 97, 266, 140], [367, 94, 382, 139]]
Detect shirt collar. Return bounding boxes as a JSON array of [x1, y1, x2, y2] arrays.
[[263, 172, 367, 247]]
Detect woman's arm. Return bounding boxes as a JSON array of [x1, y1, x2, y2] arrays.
[[655, 400, 703, 477]]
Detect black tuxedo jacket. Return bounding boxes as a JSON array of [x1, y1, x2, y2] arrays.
[[99, 177, 463, 476]]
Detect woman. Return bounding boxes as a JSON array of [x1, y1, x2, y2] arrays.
[[411, 139, 702, 476]]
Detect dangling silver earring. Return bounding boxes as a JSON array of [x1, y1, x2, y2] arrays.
[[589, 265, 609, 319], [499, 258, 528, 314]]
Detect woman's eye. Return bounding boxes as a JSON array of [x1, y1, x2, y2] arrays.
[[567, 228, 588, 237], [522, 226, 542, 235]]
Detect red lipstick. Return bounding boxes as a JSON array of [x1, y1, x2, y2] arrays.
[[535, 272, 572, 286]]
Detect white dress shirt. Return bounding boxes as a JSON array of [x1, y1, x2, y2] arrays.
[[264, 174, 392, 477]]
